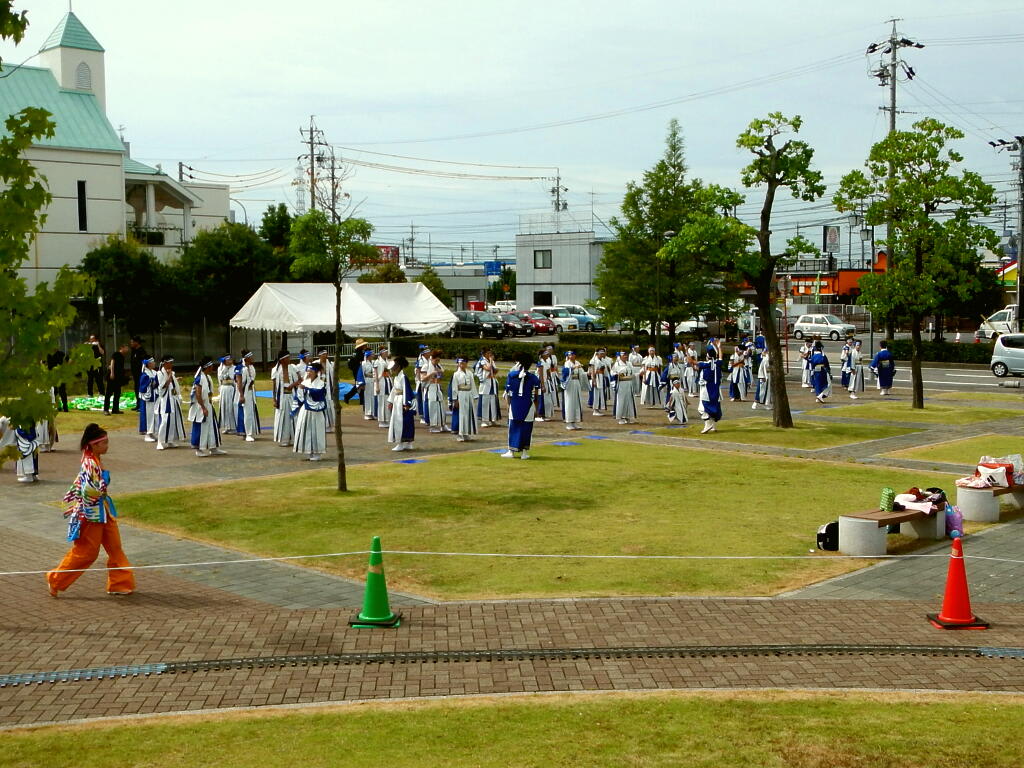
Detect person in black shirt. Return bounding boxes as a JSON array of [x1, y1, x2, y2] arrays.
[[86, 334, 105, 396], [104, 344, 129, 415], [129, 336, 148, 411], [342, 339, 369, 404], [47, 348, 69, 412]]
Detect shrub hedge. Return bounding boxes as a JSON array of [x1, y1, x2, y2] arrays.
[[886, 339, 994, 364]]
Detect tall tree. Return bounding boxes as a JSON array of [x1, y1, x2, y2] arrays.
[[413, 265, 452, 308], [595, 119, 734, 342], [734, 113, 826, 428], [1, 6, 92, 433], [834, 118, 998, 409], [258, 202, 292, 253], [357, 262, 407, 283], [290, 211, 378, 492], [176, 221, 284, 323], [81, 235, 171, 332]]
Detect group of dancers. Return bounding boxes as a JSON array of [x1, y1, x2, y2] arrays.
[[798, 337, 898, 403], [135, 348, 335, 460]]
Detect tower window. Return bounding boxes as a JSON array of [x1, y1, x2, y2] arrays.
[[75, 61, 92, 90], [77, 181, 88, 231]]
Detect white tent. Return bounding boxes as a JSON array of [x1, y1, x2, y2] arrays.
[[230, 282, 458, 335]]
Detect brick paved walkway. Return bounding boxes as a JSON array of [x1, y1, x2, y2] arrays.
[[2, 383, 1023, 726]]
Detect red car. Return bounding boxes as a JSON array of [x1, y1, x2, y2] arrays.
[[518, 311, 557, 334]]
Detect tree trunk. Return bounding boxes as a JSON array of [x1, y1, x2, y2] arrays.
[[756, 289, 793, 428], [334, 284, 349, 491], [910, 313, 924, 410]]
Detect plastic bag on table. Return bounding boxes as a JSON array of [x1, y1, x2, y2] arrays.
[[945, 503, 963, 538]]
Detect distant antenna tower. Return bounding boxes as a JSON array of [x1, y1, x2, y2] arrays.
[[292, 163, 306, 214]]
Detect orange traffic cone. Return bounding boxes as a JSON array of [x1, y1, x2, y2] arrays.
[[927, 537, 989, 630]]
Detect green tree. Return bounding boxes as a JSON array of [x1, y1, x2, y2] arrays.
[[81, 234, 171, 332], [258, 202, 292, 253], [733, 113, 826, 428], [290, 211, 378, 492], [176, 221, 284, 323], [1, 7, 92, 435], [595, 119, 737, 341], [357, 262, 407, 283], [486, 267, 516, 303], [834, 118, 998, 409], [413, 265, 452, 308]]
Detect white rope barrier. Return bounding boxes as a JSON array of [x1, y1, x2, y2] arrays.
[[3, 549, 1023, 577]]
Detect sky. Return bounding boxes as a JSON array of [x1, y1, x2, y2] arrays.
[[3, 1, 1023, 262]]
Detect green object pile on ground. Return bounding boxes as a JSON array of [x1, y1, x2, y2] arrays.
[[120, 441, 949, 600], [68, 392, 137, 411], [3, 691, 1023, 767]]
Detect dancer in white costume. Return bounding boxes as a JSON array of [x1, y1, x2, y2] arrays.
[[138, 357, 159, 441], [271, 352, 299, 446], [155, 356, 186, 450], [560, 351, 590, 430], [476, 349, 501, 426], [639, 346, 664, 407], [235, 350, 260, 441], [610, 350, 638, 425], [189, 357, 224, 457], [217, 354, 237, 434], [448, 357, 479, 442], [293, 363, 328, 460], [421, 349, 449, 433], [589, 348, 612, 415]]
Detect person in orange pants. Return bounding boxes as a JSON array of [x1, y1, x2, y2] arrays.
[[47, 423, 135, 597]]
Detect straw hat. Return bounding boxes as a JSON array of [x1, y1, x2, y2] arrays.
[[354, 338, 368, 349]]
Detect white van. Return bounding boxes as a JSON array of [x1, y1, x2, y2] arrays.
[[976, 307, 1017, 340], [530, 306, 579, 332], [556, 304, 605, 332]]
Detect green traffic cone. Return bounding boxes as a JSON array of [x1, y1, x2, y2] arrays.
[[349, 536, 401, 628]]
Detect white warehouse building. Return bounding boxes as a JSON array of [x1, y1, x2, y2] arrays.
[[515, 226, 610, 309]]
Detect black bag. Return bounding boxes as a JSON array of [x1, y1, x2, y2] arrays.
[[816, 520, 839, 551]]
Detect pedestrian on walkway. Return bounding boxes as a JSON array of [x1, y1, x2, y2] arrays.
[[847, 340, 866, 399], [871, 340, 896, 396], [810, 341, 832, 403], [104, 343, 128, 415], [47, 423, 135, 597]]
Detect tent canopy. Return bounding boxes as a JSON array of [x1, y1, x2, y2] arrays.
[[230, 282, 458, 335]]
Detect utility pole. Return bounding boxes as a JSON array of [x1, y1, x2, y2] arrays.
[[298, 116, 324, 211], [868, 20, 923, 133], [990, 137, 1024, 331], [408, 224, 416, 264], [550, 172, 568, 232]]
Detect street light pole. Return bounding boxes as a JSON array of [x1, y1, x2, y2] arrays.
[[989, 137, 1024, 331]]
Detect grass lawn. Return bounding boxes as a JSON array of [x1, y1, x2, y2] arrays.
[[653, 418, 916, 449], [932, 390, 1024, 404], [819, 401, 1020, 425], [4, 691, 1024, 767], [885, 433, 1023, 466], [119, 441, 950, 600]]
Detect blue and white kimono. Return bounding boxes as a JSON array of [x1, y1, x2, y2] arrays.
[[871, 347, 896, 392], [217, 360, 238, 434], [357, 356, 377, 420], [810, 351, 831, 398], [156, 367, 186, 447], [272, 361, 300, 444], [189, 368, 221, 452], [505, 365, 540, 451], [561, 359, 590, 427], [847, 345, 866, 394], [728, 349, 751, 401], [235, 361, 260, 439], [293, 376, 328, 457], [15, 425, 39, 480], [611, 357, 638, 423], [697, 358, 724, 423], [589, 354, 612, 413], [421, 359, 448, 432], [476, 357, 501, 425], [639, 354, 664, 406], [448, 368, 479, 438], [138, 365, 159, 438], [375, 355, 393, 429], [682, 345, 699, 396], [388, 372, 416, 445], [538, 355, 558, 420], [414, 350, 430, 421], [839, 342, 853, 389], [663, 357, 689, 423], [754, 349, 772, 409]]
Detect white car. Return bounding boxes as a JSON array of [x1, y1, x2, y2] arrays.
[[530, 306, 579, 332], [790, 314, 856, 341], [990, 333, 1024, 377]]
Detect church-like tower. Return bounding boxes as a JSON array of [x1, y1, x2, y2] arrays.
[[36, 11, 106, 113]]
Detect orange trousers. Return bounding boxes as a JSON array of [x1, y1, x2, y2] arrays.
[[46, 517, 135, 594]]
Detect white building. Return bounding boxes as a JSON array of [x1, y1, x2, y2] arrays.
[[0, 11, 228, 289], [515, 227, 609, 309]]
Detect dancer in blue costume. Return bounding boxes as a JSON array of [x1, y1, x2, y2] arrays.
[[502, 353, 540, 460]]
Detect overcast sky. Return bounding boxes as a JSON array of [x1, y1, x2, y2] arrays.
[[4, 1, 1023, 260]]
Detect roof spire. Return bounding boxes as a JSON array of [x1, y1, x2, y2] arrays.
[[40, 10, 104, 53]]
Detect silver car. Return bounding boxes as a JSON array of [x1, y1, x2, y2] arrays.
[[990, 333, 1024, 377], [790, 314, 857, 341]]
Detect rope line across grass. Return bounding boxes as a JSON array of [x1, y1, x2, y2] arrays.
[[3, 550, 1024, 577]]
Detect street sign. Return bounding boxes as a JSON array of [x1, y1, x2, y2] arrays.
[[484, 260, 502, 276], [822, 225, 840, 253]]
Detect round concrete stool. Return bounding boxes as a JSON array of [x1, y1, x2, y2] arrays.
[[956, 487, 999, 522]]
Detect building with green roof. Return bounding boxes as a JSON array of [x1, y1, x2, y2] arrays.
[[2, 11, 228, 290]]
